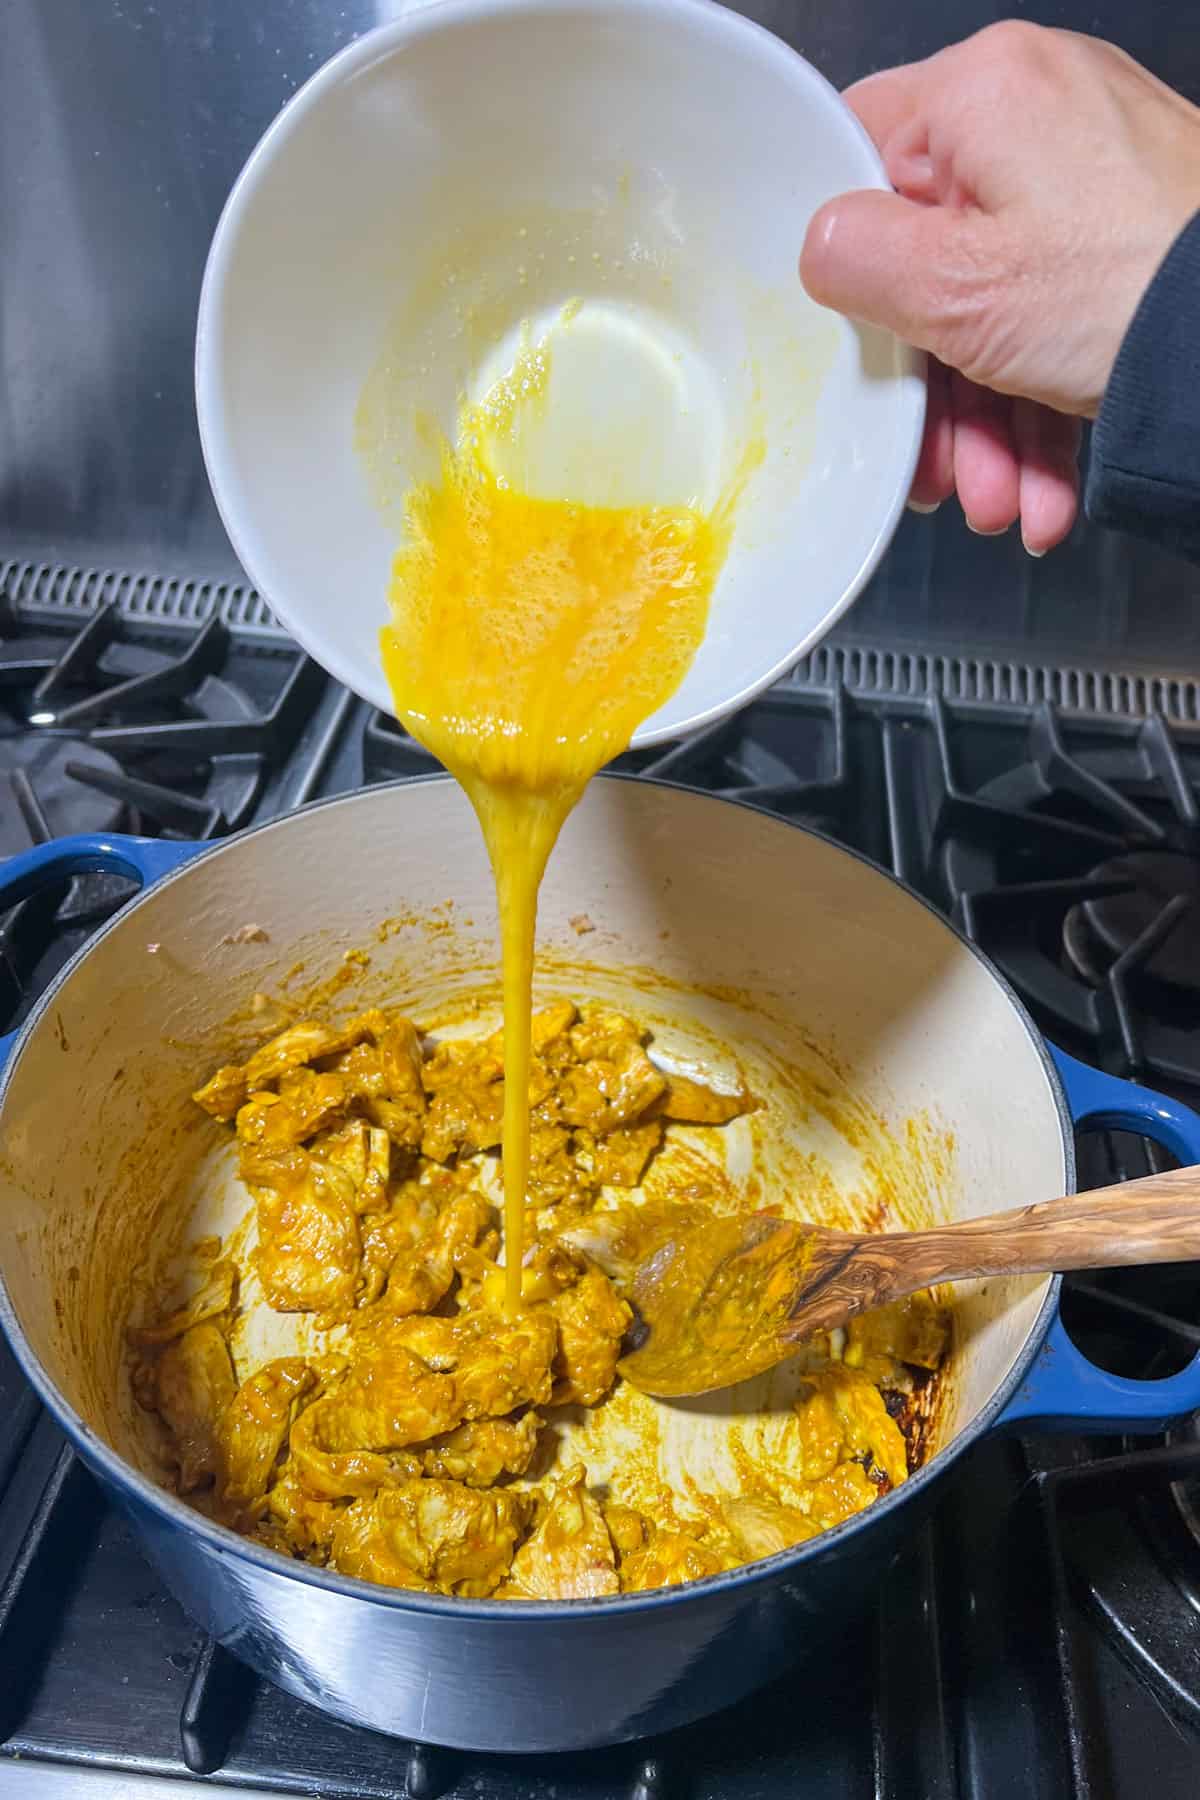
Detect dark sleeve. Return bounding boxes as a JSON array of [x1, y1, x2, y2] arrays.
[[1084, 209, 1200, 561]]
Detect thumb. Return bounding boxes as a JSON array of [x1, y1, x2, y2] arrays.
[[800, 189, 979, 358]]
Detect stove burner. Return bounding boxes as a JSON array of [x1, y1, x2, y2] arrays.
[[0, 604, 325, 846], [1061, 900, 1110, 987], [0, 733, 125, 852], [938, 700, 1200, 1088], [0, 600, 326, 1035], [1081, 852, 1200, 994]]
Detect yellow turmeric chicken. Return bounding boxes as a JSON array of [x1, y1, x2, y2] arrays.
[[131, 999, 948, 1598]]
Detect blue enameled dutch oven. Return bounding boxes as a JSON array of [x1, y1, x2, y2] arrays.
[[1, 779, 1198, 1751]]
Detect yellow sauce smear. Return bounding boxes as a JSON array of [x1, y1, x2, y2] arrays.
[[381, 321, 746, 1309]]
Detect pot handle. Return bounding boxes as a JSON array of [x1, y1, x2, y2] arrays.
[[1000, 1044, 1200, 1433], [0, 832, 207, 1073]]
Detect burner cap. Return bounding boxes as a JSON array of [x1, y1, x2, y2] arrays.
[[0, 732, 125, 853], [1082, 852, 1200, 994]]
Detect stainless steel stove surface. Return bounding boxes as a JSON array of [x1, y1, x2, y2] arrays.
[[3, 579, 1200, 1799]]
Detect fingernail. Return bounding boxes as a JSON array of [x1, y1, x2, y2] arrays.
[[967, 521, 1008, 538], [1022, 539, 1047, 559], [907, 499, 940, 515]]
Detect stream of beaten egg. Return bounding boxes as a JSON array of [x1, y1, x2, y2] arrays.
[[381, 313, 756, 1308]]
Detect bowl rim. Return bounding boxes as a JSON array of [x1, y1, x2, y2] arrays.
[[0, 774, 1068, 1624], [194, 0, 926, 748]]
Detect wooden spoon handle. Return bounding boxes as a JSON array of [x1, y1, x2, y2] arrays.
[[876, 1163, 1200, 1293]]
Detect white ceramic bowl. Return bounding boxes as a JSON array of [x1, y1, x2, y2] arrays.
[[195, 0, 924, 746]]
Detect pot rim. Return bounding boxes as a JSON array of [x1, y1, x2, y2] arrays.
[[0, 774, 1071, 1620]]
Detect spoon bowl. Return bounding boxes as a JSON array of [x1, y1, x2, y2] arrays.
[[566, 1164, 1200, 1397]]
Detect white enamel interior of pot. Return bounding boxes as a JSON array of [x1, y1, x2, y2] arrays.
[[0, 781, 1066, 1527]]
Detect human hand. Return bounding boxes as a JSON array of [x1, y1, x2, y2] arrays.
[[799, 23, 1200, 552]]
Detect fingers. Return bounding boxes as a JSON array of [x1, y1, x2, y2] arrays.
[[908, 357, 955, 509], [842, 63, 929, 150], [905, 371, 1079, 551], [1011, 399, 1081, 553], [843, 62, 938, 201], [950, 372, 1020, 535], [800, 190, 976, 352]]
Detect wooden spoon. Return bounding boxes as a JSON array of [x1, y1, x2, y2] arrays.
[[561, 1166, 1200, 1397]]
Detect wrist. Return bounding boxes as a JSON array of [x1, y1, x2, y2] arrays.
[[1098, 205, 1200, 416]]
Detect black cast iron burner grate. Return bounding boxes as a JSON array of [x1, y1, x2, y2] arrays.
[[0, 600, 329, 1036], [0, 599, 325, 845]]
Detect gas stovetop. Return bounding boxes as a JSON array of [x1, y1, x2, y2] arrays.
[[2, 580, 1200, 1799]]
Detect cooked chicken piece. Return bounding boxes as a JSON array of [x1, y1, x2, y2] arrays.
[[248, 1149, 361, 1314], [486, 1001, 579, 1063], [376, 1316, 466, 1372], [618, 1529, 729, 1591], [518, 1239, 587, 1301], [289, 1331, 459, 1500], [328, 1495, 437, 1590], [324, 1021, 427, 1152], [567, 1006, 646, 1064], [357, 1097, 422, 1149], [421, 1035, 503, 1095], [370, 1015, 427, 1148], [556, 1040, 666, 1136], [130, 1356, 159, 1414], [191, 1011, 391, 1122], [243, 1012, 386, 1087], [314, 1117, 370, 1182], [844, 1293, 949, 1377], [236, 1071, 347, 1152], [420, 1411, 542, 1486], [331, 1479, 531, 1596], [796, 1368, 909, 1489], [604, 1504, 650, 1558], [191, 1064, 249, 1123], [527, 1121, 596, 1210], [312, 1334, 463, 1453], [420, 1028, 565, 1164], [260, 1463, 342, 1558], [388, 1308, 558, 1420], [151, 1322, 237, 1491], [377, 1013, 426, 1100], [310, 1121, 393, 1217], [724, 1496, 818, 1559], [507, 1465, 618, 1599], [357, 1126, 392, 1214], [358, 1174, 445, 1303], [793, 1379, 844, 1482], [530, 1069, 564, 1119], [531, 999, 581, 1053], [127, 1259, 237, 1349], [652, 1072, 755, 1126], [288, 1409, 422, 1501], [586, 1119, 663, 1188], [420, 1074, 504, 1163], [384, 1189, 496, 1315], [456, 1309, 559, 1418], [547, 1265, 631, 1406], [216, 1358, 316, 1521], [803, 1460, 881, 1531], [328, 1040, 390, 1101], [368, 1127, 396, 1211]]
